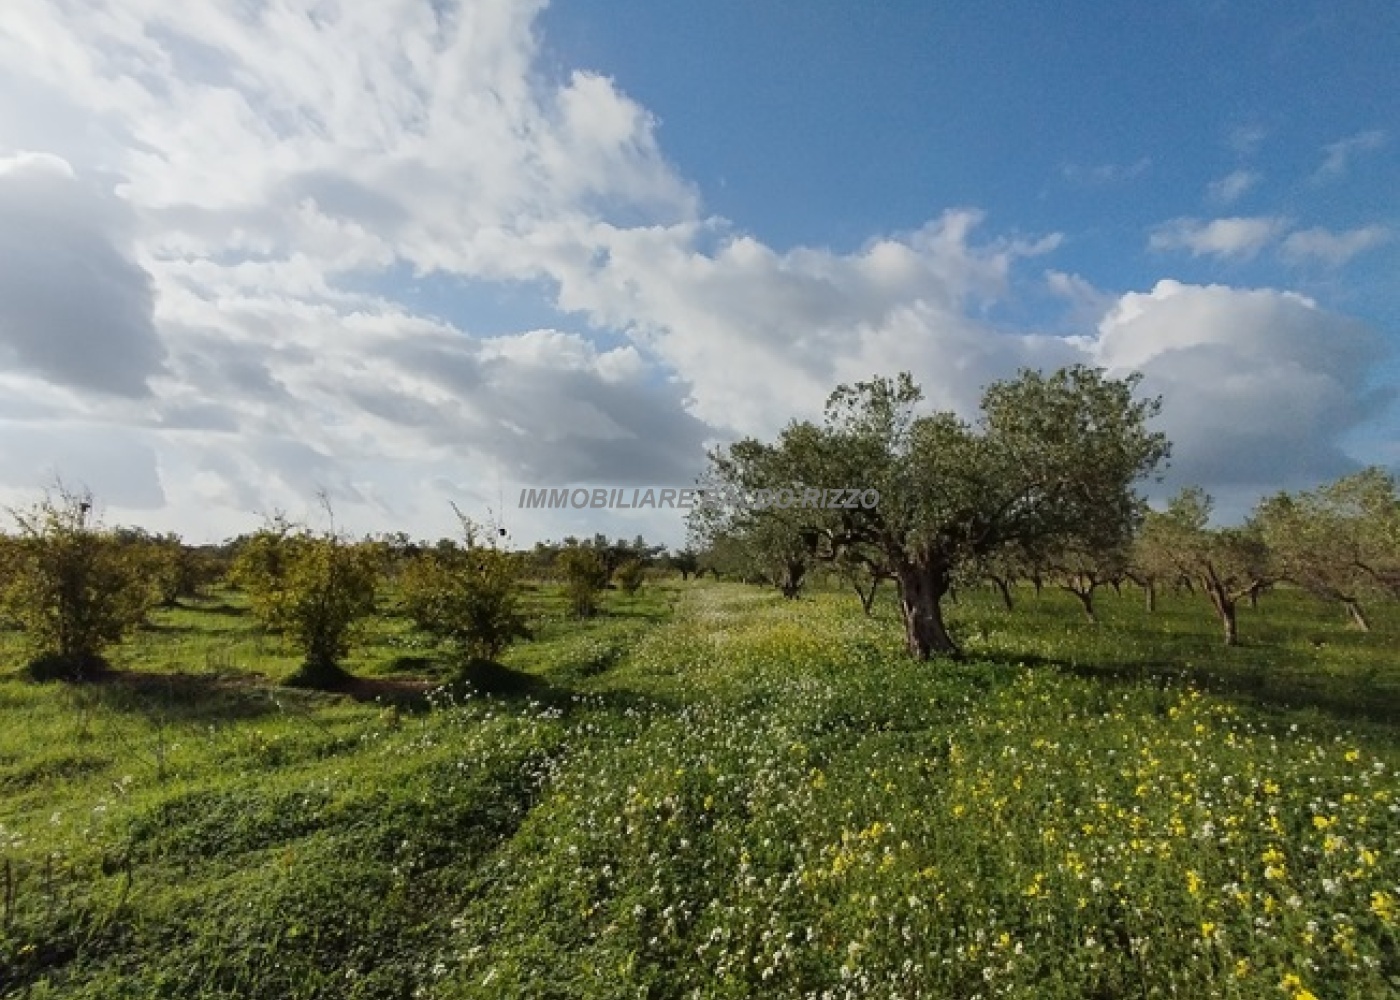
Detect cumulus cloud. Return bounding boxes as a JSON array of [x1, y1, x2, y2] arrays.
[[0, 152, 166, 396], [1046, 270, 1116, 327], [1279, 225, 1391, 267], [535, 210, 1064, 434], [1089, 280, 1391, 494], [1148, 216, 1288, 260]]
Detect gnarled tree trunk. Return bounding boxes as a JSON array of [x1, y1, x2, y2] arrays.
[[895, 560, 958, 659]]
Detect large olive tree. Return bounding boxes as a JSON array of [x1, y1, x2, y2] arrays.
[[693, 366, 1169, 659]]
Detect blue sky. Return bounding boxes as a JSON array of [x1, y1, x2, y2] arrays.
[[542, 1, 1396, 264], [0, 0, 1395, 543]]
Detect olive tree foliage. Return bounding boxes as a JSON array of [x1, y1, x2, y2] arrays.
[[695, 534, 761, 582], [228, 509, 381, 688], [1137, 488, 1271, 646], [1254, 467, 1400, 630], [692, 366, 1169, 659], [398, 515, 530, 670], [0, 486, 159, 679], [690, 435, 828, 599]]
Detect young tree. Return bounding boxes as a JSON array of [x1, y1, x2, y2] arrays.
[[692, 366, 1168, 659], [399, 547, 530, 669], [229, 511, 380, 688], [112, 529, 222, 607], [1138, 488, 1271, 646], [972, 543, 1034, 611], [614, 558, 645, 595], [557, 545, 610, 617], [0, 486, 159, 679], [836, 542, 894, 616]]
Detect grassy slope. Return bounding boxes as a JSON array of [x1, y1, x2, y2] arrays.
[[0, 581, 1396, 998]]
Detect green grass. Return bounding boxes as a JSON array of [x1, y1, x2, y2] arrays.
[[0, 579, 1396, 998]]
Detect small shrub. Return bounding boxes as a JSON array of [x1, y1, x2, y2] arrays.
[[1, 486, 158, 680], [557, 546, 610, 617], [614, 558, 644, 595], [399, 547, 531, 671], [229, 515, 380, 687]]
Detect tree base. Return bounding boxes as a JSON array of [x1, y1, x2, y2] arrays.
[[284, 659, 353, 690]]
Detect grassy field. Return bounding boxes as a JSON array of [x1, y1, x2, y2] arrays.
[[0, 579, 1397, 998]]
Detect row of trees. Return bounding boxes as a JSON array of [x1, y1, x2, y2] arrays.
[[0, 491, 670, 687], [690, 365, 1399, 656]]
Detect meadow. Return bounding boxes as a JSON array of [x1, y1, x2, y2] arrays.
[[0, 579, 1397, 998]]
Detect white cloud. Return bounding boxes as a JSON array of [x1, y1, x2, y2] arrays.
[[1148, 216, 1288, 260], [1315, 129, 1388, 181], [1280, 225, 1390, 267], [1045, 270, 1116, 328], [1206, 169, 1260, 205], [1090, 280, 1390, 493]]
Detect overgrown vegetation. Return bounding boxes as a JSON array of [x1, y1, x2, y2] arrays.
[[0, 581, 1396, 998]]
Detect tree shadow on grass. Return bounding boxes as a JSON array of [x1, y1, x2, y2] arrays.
[[68, 669, 290, 723], [184, 601, 249, 617], [454, 659, 565, 701], [986, 646, 1400, 736], [383, 654, 440, 675], [134, 621, 203, 636]]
